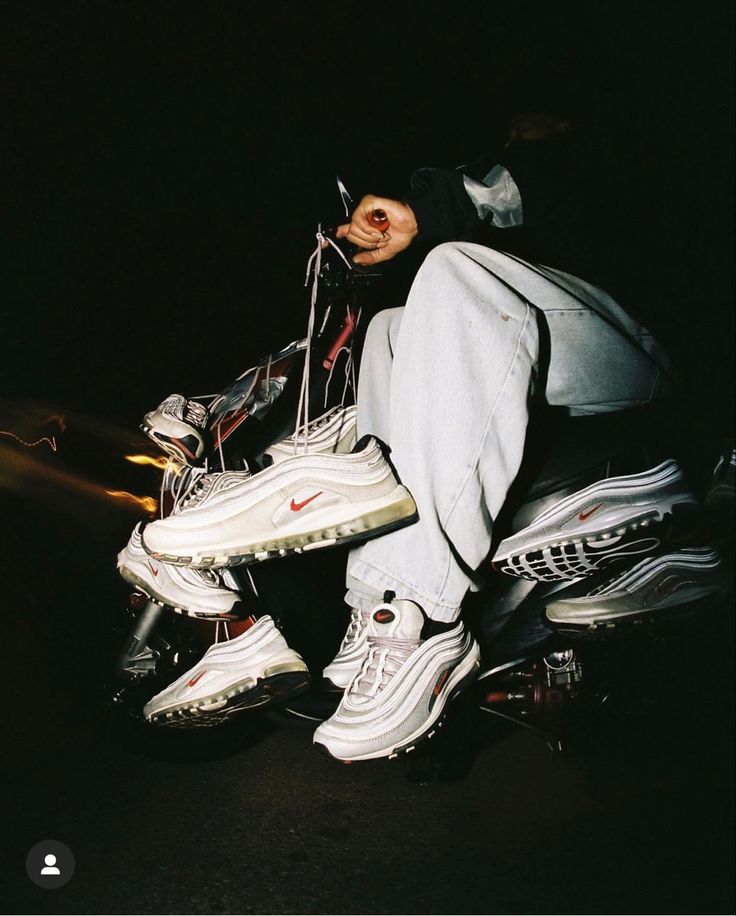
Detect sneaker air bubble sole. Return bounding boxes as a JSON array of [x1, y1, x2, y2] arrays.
[[146, 667, 311, 727], [545, 549, 725, 629], [546, 583, 724, 632], [149, 491, 418, 568]]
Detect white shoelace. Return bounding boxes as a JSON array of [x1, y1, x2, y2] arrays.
[[340, 606, 372, 651], [323, 304, 362, 409], [279, 405, 343, 448], [350, 635, 421, 700], [160, 463, 207, 518], [183, 399, 208, 427], [295, 229, 353, 455], [157, 230, 356, 516], [173, 472, 217, 513], [165, 464, 251, 517]]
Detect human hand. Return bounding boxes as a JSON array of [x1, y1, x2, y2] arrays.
[[336, 195, 418, 265]]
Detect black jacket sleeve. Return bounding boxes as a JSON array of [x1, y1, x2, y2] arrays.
[[404, 140, 584, 240], [403, 167, 480, 243]]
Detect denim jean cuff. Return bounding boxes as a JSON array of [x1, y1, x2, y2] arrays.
[[347, 559, 462, 622]]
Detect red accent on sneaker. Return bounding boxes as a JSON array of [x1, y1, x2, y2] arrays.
[[578, 503, 603, 522], [433, 669, 450, 696], [147, 560, 160, 578], [290, 491, 323, 512], [212, 410, 248, 449], [187, 671, 206, 688], [172, 438, 197, 460], [227, 615, 258, 638], [373, 609, 395, 623]]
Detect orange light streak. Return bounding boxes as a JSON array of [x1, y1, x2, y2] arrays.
[[105, 490, 159, 514], [0, 430, 58, 452], [124, 454, 171, 470], [0, 441, 159, 517]]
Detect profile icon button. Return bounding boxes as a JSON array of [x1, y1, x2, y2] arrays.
[[26, 840, 75, 889], [41, 854, 61, 875]]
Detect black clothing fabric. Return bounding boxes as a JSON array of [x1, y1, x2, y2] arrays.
[[404, 137, 632, 311]]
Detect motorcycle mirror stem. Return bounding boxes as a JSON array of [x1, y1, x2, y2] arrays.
[[334, 175, 391, 232]]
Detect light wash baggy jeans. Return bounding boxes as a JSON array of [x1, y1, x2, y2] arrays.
[[344, 242, 673, 622]]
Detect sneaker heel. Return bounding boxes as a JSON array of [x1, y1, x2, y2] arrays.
[[259, 670, 311, 701]]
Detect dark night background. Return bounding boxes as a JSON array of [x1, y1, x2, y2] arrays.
[[2, 2, 734, 915]]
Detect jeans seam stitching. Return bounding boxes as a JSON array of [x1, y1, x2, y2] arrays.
[[435, 301, 535, 603]]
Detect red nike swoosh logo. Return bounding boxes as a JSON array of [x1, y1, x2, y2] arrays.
[[187, 671, 206, 688], [374, 609, 395, 623], [290, 491, 323, 512], [147, 561, 159, 577], [578, 503, 603, 522]]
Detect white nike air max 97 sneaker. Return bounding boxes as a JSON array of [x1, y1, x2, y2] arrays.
[[141, 436, 417, 568], [545, 546, 725, 627], [141, 394, 210, 464], [143, 615, 310, 726], [117, 523, 243, 618], [314, 596, 480, 761], [492, 460, 700, 582]]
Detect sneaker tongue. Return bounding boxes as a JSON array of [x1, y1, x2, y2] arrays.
[[369, 599, 425, 640]]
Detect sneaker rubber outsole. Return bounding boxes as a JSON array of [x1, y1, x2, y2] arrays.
[[493, 511, 696, 582], [492, 460, 700, 582]]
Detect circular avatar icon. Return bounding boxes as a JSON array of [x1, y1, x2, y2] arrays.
[[26, 840, 75, 889]]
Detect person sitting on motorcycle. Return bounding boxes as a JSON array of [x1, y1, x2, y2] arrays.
[[126, 109, 692, 760]]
